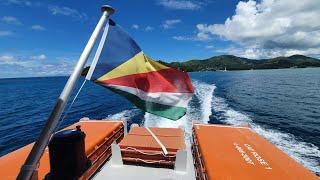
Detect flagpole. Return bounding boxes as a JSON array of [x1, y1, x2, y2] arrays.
[[17, 5, 115, 180]]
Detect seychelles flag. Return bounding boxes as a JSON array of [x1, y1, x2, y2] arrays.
[[85, 19, 194, 120]]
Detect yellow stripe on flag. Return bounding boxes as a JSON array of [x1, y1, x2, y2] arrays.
[[97, 51, 170, 81]]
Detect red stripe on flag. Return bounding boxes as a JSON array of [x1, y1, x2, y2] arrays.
[[97, 68, 194, 93]]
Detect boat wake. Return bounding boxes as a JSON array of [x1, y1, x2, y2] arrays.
[[143, 80, 215, 141], [107, 80, 319, 174], [106, 109, 140, 120]]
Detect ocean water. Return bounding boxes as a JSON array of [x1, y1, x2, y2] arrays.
[[0, 68, 319, 174]]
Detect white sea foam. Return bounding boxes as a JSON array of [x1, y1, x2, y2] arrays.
[[211, 88, 320, 174], [106, 109, 140, 121], [143, 80, 216, 141], [212, 96, 252, 125], [195, 81, 215, 123]]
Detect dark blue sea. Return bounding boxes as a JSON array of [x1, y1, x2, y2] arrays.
[[0, 68, 319, 174]]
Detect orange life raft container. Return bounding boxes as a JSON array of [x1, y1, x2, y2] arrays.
[[119, 126, 185, 168], [192, 123, 318, 180], [0, 120, 125, 180]]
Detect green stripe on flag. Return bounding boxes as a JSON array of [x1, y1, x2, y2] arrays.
[[107, 87, 186, 120]]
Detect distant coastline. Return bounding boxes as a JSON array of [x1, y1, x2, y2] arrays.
[[158, 54, 320, 72], [2, 54, 320, 79]]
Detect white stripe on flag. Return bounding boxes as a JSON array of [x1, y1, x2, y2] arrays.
[[105, 84, 193, 108]]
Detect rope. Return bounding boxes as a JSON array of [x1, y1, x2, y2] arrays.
[[123, 147, 176, 158], [145, 127, 168, 155], [39, 78, 87, 166], [53, 79, 87, 134], [127, 158, 167, 164]]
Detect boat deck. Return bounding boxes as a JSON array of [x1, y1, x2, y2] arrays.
[[0, 120, 317, 180]]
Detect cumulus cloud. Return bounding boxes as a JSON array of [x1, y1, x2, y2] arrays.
[[35, 60, 74, 76], [216, 46, 320, 59], [30, 54, 46, 60], [1, 16, 21, 25], [0, 54, 75, 78], [145, 26, 154, 32], [172, 24, 214, 41], [0, 55, 39, 68], [48, 5, 87, 20], [195, 0, 320, 58], [205, 45, 214, 49], [131, 24, 139, 30], [132, 24, 154, 31], [0, 54, 46, 64], [172, 35, 198, 41], [157, 0, 201, 10], [3, 0, 32, 6], [31, 25, 45, 31], [0, 55, 15, 62], [0, 30, 13, 37], [162, 19, 181, 29]]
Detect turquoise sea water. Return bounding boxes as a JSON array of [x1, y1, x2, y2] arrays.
[[0, 68, 319, 174]]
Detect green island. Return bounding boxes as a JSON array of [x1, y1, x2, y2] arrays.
[[158, 54, 320, 72]]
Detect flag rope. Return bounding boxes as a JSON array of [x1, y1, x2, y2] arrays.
[[35, 78, 88, 173], [53, 79, 87, 134], [145, 127, 168, 155], [85, 21, 110, 80]]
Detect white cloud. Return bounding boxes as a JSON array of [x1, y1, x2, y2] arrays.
[[131, 24, 139, 30], [30, 54, 46, 60], [172, 35, 197, 41], [4, 0, 32, 6], [145, 26, 154, 31], [217, 46, 320, 59], [205, 45, 214, 49], [157, 0, 201, 10], [0, 54, 46, 64], [195, 0, 320, 58], [0, 61, 74, 78], [172, 28, 209, 41], [162, 19, 181, 29], [0, 55, 37, 67], [0, 30, 13, 37], [0, 55, 15, 62], [0, 54, 76, 78], [1, 16, 21, 25], [31, 25, 45, 31], [132, 25, 154, 31], [172, 24, 214, 41], [195, 24, 214, 41], [48, 5, 87, 20]]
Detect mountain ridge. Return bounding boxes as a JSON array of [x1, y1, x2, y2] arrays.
[[158, 54, 320, 72]]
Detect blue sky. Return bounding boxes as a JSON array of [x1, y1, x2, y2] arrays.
[[0, 0, 319, 78]]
